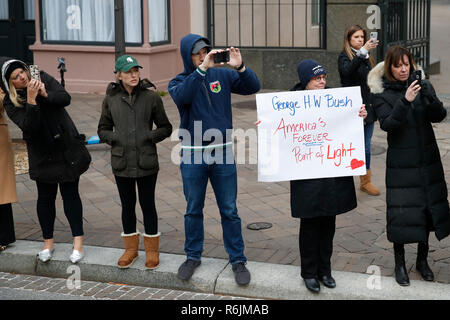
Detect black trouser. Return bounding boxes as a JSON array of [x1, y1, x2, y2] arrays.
[[114, 174, 158, 235], [0, 203, 15, 246], [299, 216, 336, 279], [36, 179, 84, 240]]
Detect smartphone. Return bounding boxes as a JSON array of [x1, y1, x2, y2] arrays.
[[29, 65, 40, 81], [407, 70, 422, 86], [213, 50, 230, 64], [369, 31, 378, 42]]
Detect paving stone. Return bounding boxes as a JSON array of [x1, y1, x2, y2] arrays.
[[9, 88, 450, 284]]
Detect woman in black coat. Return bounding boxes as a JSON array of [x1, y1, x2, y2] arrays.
[[338, 25, 380, 196], [0, 57, 91, 264], [368, 45, 450, 286], [291, 59, 367, 293]]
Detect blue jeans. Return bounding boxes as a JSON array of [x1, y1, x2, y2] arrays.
[[180, 147, 246, 265], [364, 122, 375, 169]]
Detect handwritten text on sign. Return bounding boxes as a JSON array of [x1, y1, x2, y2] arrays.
[[256, 87, 366, 182]]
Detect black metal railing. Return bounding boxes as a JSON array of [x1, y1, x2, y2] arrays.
[[207, 0, 325, 49], [380, 0, 430, 74]]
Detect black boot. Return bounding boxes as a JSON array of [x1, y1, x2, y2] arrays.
[[394, 243, 410, 286], [416, 242, 434, 281]]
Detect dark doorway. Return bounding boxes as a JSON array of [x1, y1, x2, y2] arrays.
[[0, 0, 35, 64]]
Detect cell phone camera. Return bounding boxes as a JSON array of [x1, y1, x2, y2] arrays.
[[213, 50, 230, 64]]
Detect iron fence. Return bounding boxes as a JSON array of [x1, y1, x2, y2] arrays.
[[207, 0, 325, 49], [380, 0, 431, 74]]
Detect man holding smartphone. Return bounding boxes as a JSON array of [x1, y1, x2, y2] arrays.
[[169, 34, 260, 285]]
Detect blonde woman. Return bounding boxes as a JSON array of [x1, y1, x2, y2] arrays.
[[0, 57, 91, 263], [0, 87, 17, 251], [98, 55, 172, 270], [338, 25, 380, 196]]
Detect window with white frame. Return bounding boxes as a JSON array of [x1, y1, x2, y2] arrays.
[[148, 0, 170, 44], [41, 0, 142, 44]]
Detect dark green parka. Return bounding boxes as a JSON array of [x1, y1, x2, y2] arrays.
[[98, 80, 172, 177]]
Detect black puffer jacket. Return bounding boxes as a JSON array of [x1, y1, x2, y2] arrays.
[[368, 61, 450, 243], [98, 80, 172, 178], [1, 57, 91, 183], [338, 51, 376, 124], [289, 83, 357, 219]]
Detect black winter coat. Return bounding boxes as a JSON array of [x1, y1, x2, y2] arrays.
[[98, 80, 172, 178], [289, 83, 357, 219], [338, 51, 376, 124], [1, 60, 91, 183], [368, 61, 450, 243]]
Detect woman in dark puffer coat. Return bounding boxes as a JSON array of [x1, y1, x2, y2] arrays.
[[1, 57, 91, 264], [368, 46, 450, 286]]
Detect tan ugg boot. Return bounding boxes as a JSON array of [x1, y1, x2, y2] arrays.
[[360, 169, 380, 196], [143, 232, 160, 270], [117, 232, 139, 268]]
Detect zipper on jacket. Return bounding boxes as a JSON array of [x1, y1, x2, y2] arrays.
[[202, 82, 213, 107]]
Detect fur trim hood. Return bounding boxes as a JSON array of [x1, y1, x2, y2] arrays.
[[367, 61, 426, 94]]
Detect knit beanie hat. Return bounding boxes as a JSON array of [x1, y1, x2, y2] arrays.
[[297, 59, 327, 90], [1, 59, 28, 95]]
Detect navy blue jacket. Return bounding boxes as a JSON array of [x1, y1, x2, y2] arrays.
[[168, 34, 260, 146]]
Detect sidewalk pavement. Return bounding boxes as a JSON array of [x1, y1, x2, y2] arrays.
[[1, 240, 449, 300], [3, 90, 450, 300]]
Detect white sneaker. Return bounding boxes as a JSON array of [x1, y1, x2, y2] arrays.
[[69, 249, 84, 264], [38, 248, 54, 262]]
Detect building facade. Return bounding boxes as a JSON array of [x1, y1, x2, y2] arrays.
[[0, 0, 431, 92], [0, 0, 190, 93]]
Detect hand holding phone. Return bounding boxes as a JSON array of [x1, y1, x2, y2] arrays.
[[369, 31, 378, 42], [213, 50, 230, 64], [407, 70, 422, 87]]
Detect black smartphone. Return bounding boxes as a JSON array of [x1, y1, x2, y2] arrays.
[[407, 70, 422, 86], [213, 50, 230, 64]]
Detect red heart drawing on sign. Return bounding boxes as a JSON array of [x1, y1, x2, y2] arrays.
[[349, 159, 365, 170]]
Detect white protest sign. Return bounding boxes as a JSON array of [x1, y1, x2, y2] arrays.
[[256, 86, 366, 182]]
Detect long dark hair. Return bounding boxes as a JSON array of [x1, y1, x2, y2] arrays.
[[343, 25, 375, 68]]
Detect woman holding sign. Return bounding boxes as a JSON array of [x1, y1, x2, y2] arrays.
[[338, 25, 380, 196], [368, 45, 450, 286], [290, 60, 367, 293]]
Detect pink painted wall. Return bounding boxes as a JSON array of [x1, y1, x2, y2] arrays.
[[30, 0, 190, 94]]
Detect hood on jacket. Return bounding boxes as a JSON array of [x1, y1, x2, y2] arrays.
[[179, 34, 211, 75], [367, 61, 426, 94], [0, 57, 29, 95]]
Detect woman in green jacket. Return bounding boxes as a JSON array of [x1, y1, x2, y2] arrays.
[[98, 55, 172, 270]]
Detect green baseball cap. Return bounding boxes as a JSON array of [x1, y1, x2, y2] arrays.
[[114, 55, 142, 73]]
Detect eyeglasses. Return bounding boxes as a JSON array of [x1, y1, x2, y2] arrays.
[[311, 74, 328, 82]]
